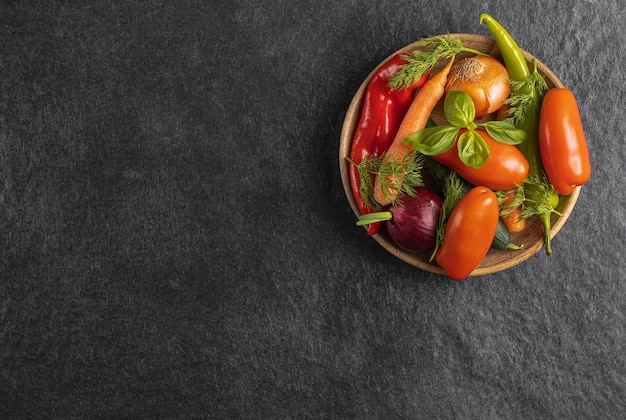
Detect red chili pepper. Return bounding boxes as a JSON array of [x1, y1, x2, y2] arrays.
[[349, 54, 428, 235], [538, 88, 591, 195]]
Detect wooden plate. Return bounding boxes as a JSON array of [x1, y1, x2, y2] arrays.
[[339, 34, 581, 276]]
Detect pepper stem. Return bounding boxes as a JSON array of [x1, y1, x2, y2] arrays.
[[539, 212, 552, 255]]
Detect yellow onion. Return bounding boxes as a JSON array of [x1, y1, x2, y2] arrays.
[[445, 56, 510, 118]]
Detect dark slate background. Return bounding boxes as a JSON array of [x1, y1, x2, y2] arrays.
[[1, 0, 625, 418]]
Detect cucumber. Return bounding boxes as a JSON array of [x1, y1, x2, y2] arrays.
[[425, 157, 472, 196], [425, 157, 521, 251], [493, 218, 521, 250]]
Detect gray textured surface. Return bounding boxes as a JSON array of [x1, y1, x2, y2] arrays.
[[1, 0, 625, 418]]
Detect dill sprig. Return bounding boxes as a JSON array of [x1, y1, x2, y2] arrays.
[[379, 151, 424, 206], [520, 175, 562, 219], [345, 156, 379, 210], [429, 171, 463, 262], [503, 59, 549, 126], [388, 35, 489, 90], [346, 152, 424, 210], [495, 184, 525, 217]]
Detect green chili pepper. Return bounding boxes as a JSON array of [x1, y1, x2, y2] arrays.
[[480, 13, 559, 255], [479, 16, 529, 82]]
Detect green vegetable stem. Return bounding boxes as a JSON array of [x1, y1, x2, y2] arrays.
[[480, 13, 559, 255]]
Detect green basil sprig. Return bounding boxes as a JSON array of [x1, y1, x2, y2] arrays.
[[403, 90, 527, 169]]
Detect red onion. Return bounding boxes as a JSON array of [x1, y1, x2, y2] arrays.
[[357, 187, 443, 252]]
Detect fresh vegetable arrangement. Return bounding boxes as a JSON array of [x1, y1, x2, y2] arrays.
[[345, 14, 591, 280]]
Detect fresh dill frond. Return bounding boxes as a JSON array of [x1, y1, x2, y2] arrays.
[[379, 151, 425, 207], [346, 155, 381, 211], [347, 152, 424, 210], [496, 184, 525, 217], [503, 59, 549, 126], [429, 171, 463, 261], [520, 175, 561, 219], [388, 35, 489, 90]]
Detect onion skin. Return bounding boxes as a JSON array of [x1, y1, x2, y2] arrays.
[[386, 188, 443, 252], [445, 56, 510, 118]]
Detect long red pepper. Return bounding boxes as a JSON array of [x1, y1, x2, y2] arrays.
[[349, 53, 428, 235]]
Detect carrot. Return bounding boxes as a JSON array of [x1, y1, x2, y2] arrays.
[[373, 57, 455, 206], [501, 191, 526, 233]]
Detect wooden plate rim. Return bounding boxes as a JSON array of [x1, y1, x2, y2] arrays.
[[339, 34, 580, 277]]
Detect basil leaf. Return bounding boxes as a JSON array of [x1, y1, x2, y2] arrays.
[[480, 121, 527, 145], [457, 129, 490, 168], [444, 90, 475, 128], [404, 126, 459, 156]]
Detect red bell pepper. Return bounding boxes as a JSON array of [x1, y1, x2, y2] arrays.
[[349, 53, 428, 235]]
